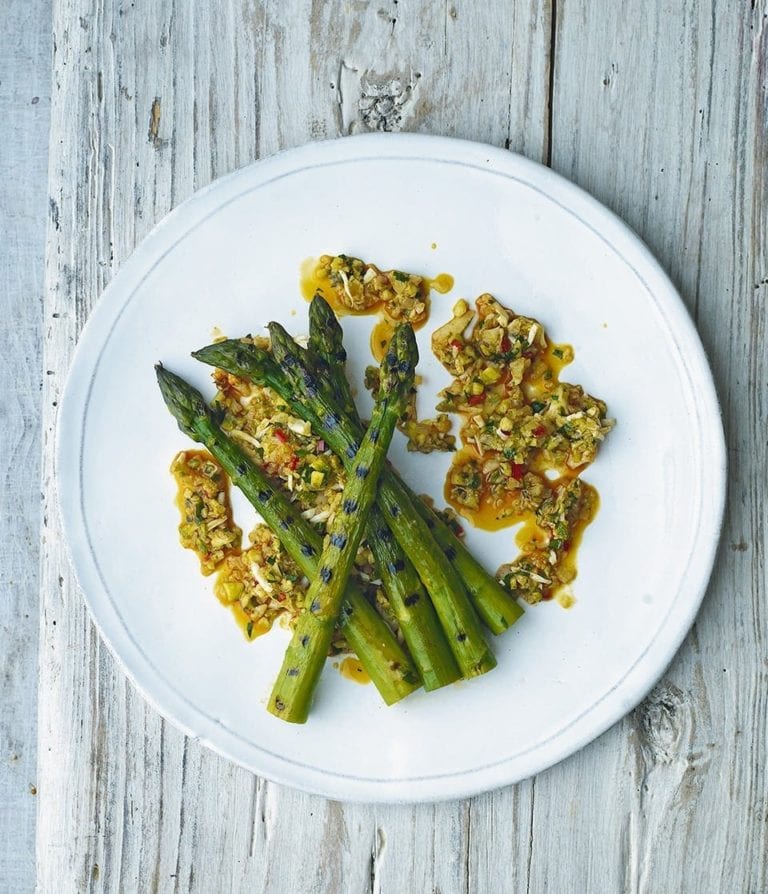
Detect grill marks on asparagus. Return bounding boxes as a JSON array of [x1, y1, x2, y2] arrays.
[[306, 298, 523, 633], [269, 318, 496, 678], [155, 365, 419, 711], [196, 331, 461, 692], [305, 298, 461, 690], [308, 295, 524, 633], [268, 325, 417, 722]]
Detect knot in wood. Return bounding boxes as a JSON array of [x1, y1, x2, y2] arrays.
[[358, 70, 418, 132], [635, 683, 687, 764]]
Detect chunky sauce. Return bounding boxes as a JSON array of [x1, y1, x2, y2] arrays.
[[442, 357, 599, 600], [434, 295, 613, 604], [300, 255, 453, 362], [172, 450, 275, 640], [171, 449, 241, 575], [444, 342, 576, 531], [227, 602, 272, 641], [338, 656, 372, 685]]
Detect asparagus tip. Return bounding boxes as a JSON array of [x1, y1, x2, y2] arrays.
[[308, 294, 347, 365], [155, 363, 208, 439], [192, 338, 275, 384], [380, 324, 417, 408], [265, 321, 300, 363]]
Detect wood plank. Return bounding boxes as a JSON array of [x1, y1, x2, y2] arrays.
[[0, 1, 52, 890], [529, 2, 767, 891], [38, 1, 551, 891]]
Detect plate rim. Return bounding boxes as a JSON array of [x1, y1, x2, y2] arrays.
[[56, 132, 727, 803]]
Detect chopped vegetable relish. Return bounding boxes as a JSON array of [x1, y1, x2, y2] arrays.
[[171, 450, 241, 575], [433, 294, 614, 604], [303, 253, 431, 326], [302, 253, 457, 454], [172, 341, 391, 650], [364, 363, 456, 454]]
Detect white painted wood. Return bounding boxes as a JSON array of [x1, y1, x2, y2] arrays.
[[37, 2, 549, 891], [35, 0, 766, 892], [0, 2, 52, 891], [527, 3, 768, 893]]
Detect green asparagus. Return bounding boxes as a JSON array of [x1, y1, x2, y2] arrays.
[[268, 324, 417, 722], [194, 344, 461, 691], [194, 337, 493, 677], [305, 303, 462, 690], [155, 364, 419, 708], [307, 296, 523, 632], [199, 299, 523, 634], [267, 321, 496, 678]]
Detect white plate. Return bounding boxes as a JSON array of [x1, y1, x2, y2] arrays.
[[57, 134, 726, 803]]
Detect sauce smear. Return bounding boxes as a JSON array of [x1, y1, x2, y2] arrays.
[[338, 656, 371, 685], [434, 293, 613, 605], [301, 255, 453, 361]]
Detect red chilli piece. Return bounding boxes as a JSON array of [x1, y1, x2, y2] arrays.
[[274, 428, 288, 443], [450, 339, 463, 349], [468, 393, 484, 406], [500, 335, 511, 353], [288, 455, 299, 471], [534, 425, 547, 437], [511, 464, 525, 481]]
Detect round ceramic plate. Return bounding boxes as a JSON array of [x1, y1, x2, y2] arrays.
[[57, 134, 726, 802]]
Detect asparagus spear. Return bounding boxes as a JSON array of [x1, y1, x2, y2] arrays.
[[195, 337, 496, 677], [193, 342, 459, 691], [155, 365, 419, 708], [198, 319, 522, 635], [195, 333, 498, 675], [304, 307, 461, 690], [267, 322, 496, 679], [268, 324, 417, 722], [307, 296, 523, 633], [192, 339, 461, 691]]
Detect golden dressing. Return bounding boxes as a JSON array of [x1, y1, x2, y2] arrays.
[[444, 339, 576, 527], [226, 602, 271, 641], [428, 273, 454, 294], [171, 449, 241, 576], [172, 450, 278, 641], [300, 258, 381, 318], [370, 318, 395, 363], [301, 256, 453, 362], [441, 303, 606, 604], [338, 656, 371, 685]]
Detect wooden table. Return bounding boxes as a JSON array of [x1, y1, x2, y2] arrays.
[[2, 1, 765, 890]]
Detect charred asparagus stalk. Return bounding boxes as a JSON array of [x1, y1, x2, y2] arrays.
[[307, 296, 523, 633], [195, 336, 496, 677], [193, 343, 460, 691], [268, 324, 417, 722], [195, 332, 497, 676], [155, 365, 419, 708], [198, 306, 523, 634], [267, 321, 496, 679], [303, 309, 461, 689]]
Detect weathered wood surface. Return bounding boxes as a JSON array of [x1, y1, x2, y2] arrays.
[[0, 2, 52, 891], [35, 1, 766, 892]]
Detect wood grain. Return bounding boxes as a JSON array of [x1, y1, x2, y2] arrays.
[[36, 0, 766, 891], [0, 2, 52, 891], [528, 3, 768, 891], [38, 2, 550, 891]]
